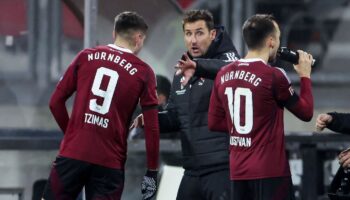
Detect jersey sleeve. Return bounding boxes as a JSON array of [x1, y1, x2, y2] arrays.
[[140, 68, 158, 109], [208, 76, 228, 132], [49, 50, 84, 133], [140, 67, 159, 170], [273, 68, 313, 121]]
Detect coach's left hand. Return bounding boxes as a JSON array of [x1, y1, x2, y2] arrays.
[[175, 53, 196, 86]]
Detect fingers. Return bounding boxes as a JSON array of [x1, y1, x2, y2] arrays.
[[340, 151, 350, 168], [130, 114, 144, 130], [314, 114, 332, 132], [183, 53, 190, 61]]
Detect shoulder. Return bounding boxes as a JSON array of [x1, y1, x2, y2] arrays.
[[271, 67, 291, 84], [217, 61, 236, 76]]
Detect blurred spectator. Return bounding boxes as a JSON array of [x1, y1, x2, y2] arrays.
[[156, 74, 171, 110]]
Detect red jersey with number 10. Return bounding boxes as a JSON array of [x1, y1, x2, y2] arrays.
[[51, 44, 159, 169], [209, 58, 313, 180]]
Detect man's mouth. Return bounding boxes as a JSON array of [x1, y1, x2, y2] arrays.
[[191, 47, 200, 54]]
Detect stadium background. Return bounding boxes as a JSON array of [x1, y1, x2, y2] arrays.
[[0, 0, 350, 199]]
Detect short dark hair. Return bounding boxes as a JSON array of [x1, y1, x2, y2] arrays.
[[182, 10, 214, 31], [114, 11, 148, 37], [156, 75, 171, 100], [242, 14, 277, 50]]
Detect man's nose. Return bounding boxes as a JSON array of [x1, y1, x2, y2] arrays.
[[190, 35, 197, 43]]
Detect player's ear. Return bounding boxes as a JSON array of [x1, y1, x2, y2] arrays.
[[112, 30, 116, 40], [266, 36, 274, 49]]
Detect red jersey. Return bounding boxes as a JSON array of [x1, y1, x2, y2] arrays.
[[49, 44, 159, 169], [208, 58, 313, 180]]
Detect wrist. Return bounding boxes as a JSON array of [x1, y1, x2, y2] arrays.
[[299, 74, 311, 79], [146, 169, 158, 177]]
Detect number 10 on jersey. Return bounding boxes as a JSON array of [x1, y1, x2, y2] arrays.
[[225, 87, 253, 134]]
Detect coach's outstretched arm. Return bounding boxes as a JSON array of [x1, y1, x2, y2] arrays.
[[316, 113, 350, 133]]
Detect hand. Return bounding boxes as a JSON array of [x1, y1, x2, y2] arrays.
[[293, 50, 313, 78], [315, 113, 333, 132], [175, 53, 196, 86], [141, 170, 158, 200], [130, 114, 144, 130], [339, 148, 350, 168]]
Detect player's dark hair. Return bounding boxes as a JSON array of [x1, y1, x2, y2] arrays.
[[182, 10, 214, 31], [156, 75, 171, 100], [114, 11, 148, 37], [242, 14, 277, 50]]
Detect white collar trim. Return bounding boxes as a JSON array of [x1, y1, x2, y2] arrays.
[[239, 58, 266, 64], [107, 44, 133, 54]]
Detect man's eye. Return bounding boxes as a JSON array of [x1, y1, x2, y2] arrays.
[[185, 32, 192, 36], [196, 32, 204, 36]]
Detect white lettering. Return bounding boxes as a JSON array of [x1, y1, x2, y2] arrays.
[[100, 52, 107, 60], [94, 52, 100, 60], [84, 113, 109, 128], [129, 68, 137, 75], [120, 59, 126, 67], [230, 136, 252, 147], [88, 53, 93, 61], [107, 54, 114, 61]]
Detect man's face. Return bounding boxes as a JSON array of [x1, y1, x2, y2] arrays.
[[268, 21, 281, 63], [183, 20, 216, 58]]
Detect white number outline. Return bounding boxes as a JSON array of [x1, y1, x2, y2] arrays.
[[89, 67, 119, 115], [225, 87, 253, 134]]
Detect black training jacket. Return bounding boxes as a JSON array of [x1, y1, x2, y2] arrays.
[[327, 112, 350, 134], [159, 26, 240, 175]]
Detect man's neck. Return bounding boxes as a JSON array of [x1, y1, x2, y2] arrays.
[[114, 38, 134, 53], [244, 49, 269, 63]]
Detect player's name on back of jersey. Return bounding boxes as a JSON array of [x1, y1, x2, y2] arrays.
[[230, 136, 251, 147], [88, 52, 138, 75], [84, 113, 109, 128], [220, 70, 262, 87]]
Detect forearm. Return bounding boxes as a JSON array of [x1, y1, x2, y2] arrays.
[[288, 78, 313, 121], [49, 90, 69, 133], [143, 108, 160, 170], [194, 59, 228, 80]]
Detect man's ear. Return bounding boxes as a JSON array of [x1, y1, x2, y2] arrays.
[[210, 29, 216, 40], [112, 30, 116, 40], [266, 36, 275, 49]]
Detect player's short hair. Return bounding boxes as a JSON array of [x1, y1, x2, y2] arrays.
[[182, 10, 214, 31], [242, 14, 277, 50], [114, 11, 148, 39], [156, 75, 171, 100]]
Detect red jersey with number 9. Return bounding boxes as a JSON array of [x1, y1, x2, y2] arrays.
[[52, 44, 158, 169]]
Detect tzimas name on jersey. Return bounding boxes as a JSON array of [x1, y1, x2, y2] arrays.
[[230, 136, 251, 147], [88, 52, 137, 75], [84, 113, 109, 128]]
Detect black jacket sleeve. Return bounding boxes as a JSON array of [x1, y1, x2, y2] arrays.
[[158, 75, 180, 133], [327, 112, 350, 134], [194, 51, 239, 80]]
